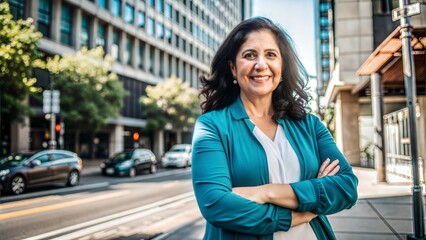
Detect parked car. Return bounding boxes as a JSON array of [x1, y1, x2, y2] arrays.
[[0, 149, 83, 195], [100, 149, 157, 177], [161, 144, 192, 168]]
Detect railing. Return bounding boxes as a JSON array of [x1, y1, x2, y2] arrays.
[[384, 107, 424, 181]]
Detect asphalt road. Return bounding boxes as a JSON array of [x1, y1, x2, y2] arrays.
[[0, 167, 199, 240]]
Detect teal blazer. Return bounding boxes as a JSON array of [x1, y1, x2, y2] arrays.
[[192, 98, 358, 240]]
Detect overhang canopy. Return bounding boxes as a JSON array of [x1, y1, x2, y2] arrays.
[[354, 27, 426, 94]]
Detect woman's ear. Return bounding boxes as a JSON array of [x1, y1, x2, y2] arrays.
[[228, 60, 236, 78]]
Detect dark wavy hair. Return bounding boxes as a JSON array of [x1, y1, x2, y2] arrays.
[[199, 16, 311, 120]]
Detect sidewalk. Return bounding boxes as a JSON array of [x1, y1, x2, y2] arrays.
[[162, 167, 425, 240]]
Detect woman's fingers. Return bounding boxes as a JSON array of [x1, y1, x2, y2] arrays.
[[317, 158, 340, 178]]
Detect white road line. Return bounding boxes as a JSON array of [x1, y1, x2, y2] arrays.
[[22, 191, 194, 240]]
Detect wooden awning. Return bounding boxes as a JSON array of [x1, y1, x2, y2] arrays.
[[354, 27, 425, 93]]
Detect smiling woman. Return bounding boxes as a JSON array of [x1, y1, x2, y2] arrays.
[[191, 17, 358, 240]]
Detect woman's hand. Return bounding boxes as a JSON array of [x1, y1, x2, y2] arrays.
[[317, 158, 340, 178], [291, 211, 317, 227]]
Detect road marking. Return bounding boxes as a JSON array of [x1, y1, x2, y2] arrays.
[[0, 195, 61, 209], [23, 191, 194, 240], [0, 191, 127, 220]]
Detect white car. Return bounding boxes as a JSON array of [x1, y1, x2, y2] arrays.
[[161, 144, 192, 168]]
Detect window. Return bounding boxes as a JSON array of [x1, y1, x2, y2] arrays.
[[125, 36, 133, 65], [147, 17, 155, 36], [175, 34, 180, 48], [182, 16, 186, 29], [156, 22, 164, 39], [175, 10, 180, 24], [149, 0, 155, 8], [112, 31, 120, 61], [149, 46, 155, 74], [35, 154, 50, 163], [157, 0, 164, 13], [8, 0, 25, 19], [137, 11, 145, 27], [168, 55, 172, 77], [60, 4, 73, 46], [124, 3, 134, 23], [96, 23, 106, 50], [98, 0, 107, 9], [159, 51, 164, 77], [38, 0, 51, 38], [80, 14, 90, 48], [165, 3, 172, 18], [111, 0, 121, 17], [138, 42, 145, 69], [165, 28, 172, 44], [321, 58, 330, 67]]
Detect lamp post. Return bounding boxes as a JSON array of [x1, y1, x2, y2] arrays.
[[392, 1, 424, 239]]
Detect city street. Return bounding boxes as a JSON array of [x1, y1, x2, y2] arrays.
[[0, 163, 201, 240]]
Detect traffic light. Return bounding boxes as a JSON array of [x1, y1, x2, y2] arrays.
[[55, 123, 61, 133], [132, 132, 140, 141]]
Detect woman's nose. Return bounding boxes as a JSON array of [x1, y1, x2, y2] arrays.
[[255, 57, 267, 71]]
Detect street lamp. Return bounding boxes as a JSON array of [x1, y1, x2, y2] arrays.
[[392, 1, 424, 239]]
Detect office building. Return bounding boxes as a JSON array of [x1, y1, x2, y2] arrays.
[[6, 0, 252, 158]]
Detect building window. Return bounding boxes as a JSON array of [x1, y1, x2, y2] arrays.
[[147, 17, 155, 36], [159, 51, 164, 77], [98, 0, 107, 9], [321, 58, 330, 67], [165, 3, 172, 19], [165, 28, 172, 44], [137, 11, 145, 27], [322, 71, 330, 81], [157, 0, 164, 13], [149, 46, 155, 74], [96, 23, 106, 51], [112, 30, 120, 61], [138, 42, 145, 70], [124, 3, 134, 23], [125, 36, 132, 65], [168, 55, 172, 77], [175, 34, 180, 48], [8, 0, 25, 19], [38, 0, 51, 38], [60, 4, 73, 46], [111, 0, 121, 17], [175, 10, 180, 24], [80, 14, 90, 48], [182, 16, 186, 29], [156, 22, 164, 39], [149, 0, 155, 8]]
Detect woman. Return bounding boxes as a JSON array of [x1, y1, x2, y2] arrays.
[[192, 17, 358, 240]]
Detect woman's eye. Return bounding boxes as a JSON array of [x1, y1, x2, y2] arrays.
[[243, 52, 256, 59], [267, 52, 277, 57]]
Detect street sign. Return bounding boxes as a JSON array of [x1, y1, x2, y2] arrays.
[[392, 2, 421, 22], [43, 90, 60, 113]]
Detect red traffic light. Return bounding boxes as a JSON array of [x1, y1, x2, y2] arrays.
[[132, 132, 140, 141], [55, 123, 61, 132]]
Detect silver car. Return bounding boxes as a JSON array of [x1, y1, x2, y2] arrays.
[[161, 144, 192, 168]]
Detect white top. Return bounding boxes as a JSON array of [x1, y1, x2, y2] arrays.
[[253, 125, 317, 240]]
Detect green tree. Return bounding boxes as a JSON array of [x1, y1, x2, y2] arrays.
[[37, 47, 128, 154], [141, 77, 200, 131], [0, 2, 42, 122]]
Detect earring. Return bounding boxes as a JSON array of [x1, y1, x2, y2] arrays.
[[233, 79, 237, 84]]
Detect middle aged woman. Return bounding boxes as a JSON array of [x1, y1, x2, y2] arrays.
[[192, 17, 358, 240]]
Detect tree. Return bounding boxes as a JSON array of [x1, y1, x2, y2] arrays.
[[36, 47, 128, 154], [140, 76, 200, 131], [0, 2, 42, 122]]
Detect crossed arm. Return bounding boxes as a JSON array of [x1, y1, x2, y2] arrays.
[[232, 158, 340, 227]]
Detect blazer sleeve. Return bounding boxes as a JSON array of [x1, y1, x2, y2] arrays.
[[290, 115, 358, 215], [192, 116, 292, 234]]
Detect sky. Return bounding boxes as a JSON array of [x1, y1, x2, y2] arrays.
[[252, 0, 318, 110], [252, 0, 316, 76]]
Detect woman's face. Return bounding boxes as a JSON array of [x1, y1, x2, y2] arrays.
[[230, 29, 282, 100]]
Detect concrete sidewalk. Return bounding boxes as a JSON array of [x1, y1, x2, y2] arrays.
[[162, 167, 425, 240]]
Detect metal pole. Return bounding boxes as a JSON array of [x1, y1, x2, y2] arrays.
[[49, 75, 56, 149], [397, 0, 425, 239]]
